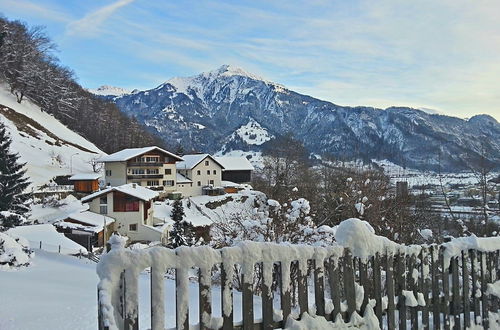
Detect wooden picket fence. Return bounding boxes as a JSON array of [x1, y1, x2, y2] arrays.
[[97, 244, 500, 330]]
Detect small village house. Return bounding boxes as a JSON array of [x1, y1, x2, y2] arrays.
[[99, 146, 183, 194], [69, 173, 101, 193], [81, 183, 168, 243], [176, 154, 225, 197], [55, 211, 115, 251], [215, 156, 254, 183]]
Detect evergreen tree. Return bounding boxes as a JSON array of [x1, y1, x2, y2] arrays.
[[169, 199, 195, 248], [0, 122, 31, 229]]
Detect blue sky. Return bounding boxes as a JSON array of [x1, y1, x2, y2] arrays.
[[1, 0, 499, 120]]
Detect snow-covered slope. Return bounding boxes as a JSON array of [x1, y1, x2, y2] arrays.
[[0, 84, 105, 188]]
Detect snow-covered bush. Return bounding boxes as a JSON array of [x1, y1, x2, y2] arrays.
[[0, 232, 33, 269]]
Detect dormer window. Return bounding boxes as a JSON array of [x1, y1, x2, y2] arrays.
[[205, 160, 209, 166]]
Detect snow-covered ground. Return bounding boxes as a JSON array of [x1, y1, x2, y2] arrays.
[[29, 195, 88, 224], [0, 250, 261, 330], [0, 83, 105, 188]]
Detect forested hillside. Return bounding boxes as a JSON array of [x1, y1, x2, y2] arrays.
[[0, 17, 163, 153]]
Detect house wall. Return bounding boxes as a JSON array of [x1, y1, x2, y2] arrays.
[[104, 162, 127, 187], [222, 170, 252, 183], [73, 180, 99, 193], [88, 191, 161, 242]]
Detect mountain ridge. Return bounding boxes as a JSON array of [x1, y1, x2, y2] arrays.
[[100, 65, 500, 171]]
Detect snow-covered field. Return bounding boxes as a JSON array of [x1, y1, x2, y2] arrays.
[[0, 83, 105, 188]]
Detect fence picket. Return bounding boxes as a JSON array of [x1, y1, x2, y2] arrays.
[[386, 253, 396, 330], [242, 273, 254, 330], [372, 254, 383, 328], [420, 248, 430, 330], [261, 262, 274, 330], [297, 260, 309, 316], [396, 253, 407, 330], [343, 250, 356, 321], [221, 264, 234, 330], [431, 246, 441, 329], [199, 267, 212, 330], [441, 246, 450, 330], [280, 260, 292, 324], [470, 250, 480, 324], [358, 259, 369, 315], [313, 259, 326, 317], [328, 257, 341, 321], [451, 257, 460, 330], [462, 251, 470, 328], [175, 266, 189, 330], [150, 266, 165, 330], [480, 251, 489, 329]]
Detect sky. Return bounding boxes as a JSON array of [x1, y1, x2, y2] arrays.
[[1, 0, 499, 120]]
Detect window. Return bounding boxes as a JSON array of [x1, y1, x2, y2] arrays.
[[99, 205, 108, 214], [129, 224, 138, 231], [197, 170, 201, 175], [105, 170, 112, 176], [205, 160, 209, 166], [147, 180, 160, 186], [213, 170, 217, 175], [197, 181, 201, 186], [165, 168, 172, 175], [100, 196, 107, 204], [209, 180, 214, 185], [146, 168, 159, 174], [142, 156, 160, 163], [164, 180, 174, 186], [207, 170, 210, 175]]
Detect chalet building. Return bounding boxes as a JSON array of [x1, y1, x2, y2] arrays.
[[69, 173, 100, 193], [81, 183, 168, 243], [176, 154, 225, 197], [214, 156, 254, 183], [55, 211, 115, 251], [99, 146, 183, 193]]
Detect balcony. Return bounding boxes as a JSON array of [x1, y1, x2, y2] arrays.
[[127, 174, 163, 179], [127, 162, 163, 167]]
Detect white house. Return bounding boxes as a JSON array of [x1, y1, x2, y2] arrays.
[[99, 146, 183, 193], [176, 154, 225, 197], [81, 183, 168, 243]]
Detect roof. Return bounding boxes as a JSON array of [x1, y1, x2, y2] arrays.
[[6, 224, 88, 254], [81, 183, 159, 203], [215, 156, 255, 171], [176, 154, 224, 170], [176, 173, 192, 183], [98, 146, 183, 162], [69, 173, 101, 181], [65, 211, 115, 229]]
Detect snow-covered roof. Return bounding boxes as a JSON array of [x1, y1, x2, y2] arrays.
[[69, 173, 101, 181], [65, 211, 115, 229], [215, 156, 254, 171], [176, 154, 224, 170], [176, 173, 192, 183], [221, 180, 243, 188], [6, 224, 88, 254], [81, 183, 159, 203], [99, 146, 183, 162]]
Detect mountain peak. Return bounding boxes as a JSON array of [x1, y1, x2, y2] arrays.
[[88, 85, 131, 96], [199, 64, 265, 82]]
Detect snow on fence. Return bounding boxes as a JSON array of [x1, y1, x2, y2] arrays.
[[97, 243, 500, 329]]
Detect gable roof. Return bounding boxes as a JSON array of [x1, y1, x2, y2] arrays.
[[65, 211, 115, 229], [69, 173, 101, 181], [98, 146, 183, 162], [214, 156, 254, 171], [176, 154, 224, 170], [81, 183, 159, 203]]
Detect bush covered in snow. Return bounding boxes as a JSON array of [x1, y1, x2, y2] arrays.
[[0, 232, 33, 269]]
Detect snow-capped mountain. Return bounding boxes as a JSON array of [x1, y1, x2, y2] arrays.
[[0, 84, 105, 188], [110, 65, 500, 171], [88, 85, 131, 97]]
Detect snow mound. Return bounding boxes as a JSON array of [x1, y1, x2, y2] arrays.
[[334, 218, 420, 260], [442, 235, 500, 269], [0, 232, 33, 269]]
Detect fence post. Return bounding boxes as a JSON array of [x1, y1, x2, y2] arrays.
[[280, 260, 292, 325], [470, 250, 480, 324], [420, 248, 430, 329], [462, 251, 471, 328], [39, 241, 42, 249], [220, 263, 234, 330], [297, 259, 309, 316], [261, 262, 274, 330], [176, 253, 189, 330], [199, 266, 212, 330], [431, 246, 441, 329], [396, 252, 407, 330], [372, 254, 383, 328], [441, 246, 450, 330], [150, 266, 165, 330], [242, 271, 254, 330], [451, 256, 460, 330], [480, 251, 489, 329]]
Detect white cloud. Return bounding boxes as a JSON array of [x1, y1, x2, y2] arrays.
[[65, 0, 134, 37]]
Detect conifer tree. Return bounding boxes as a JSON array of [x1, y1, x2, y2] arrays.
[[0, 122, 31, 228], [169, 199, 195, 248]]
